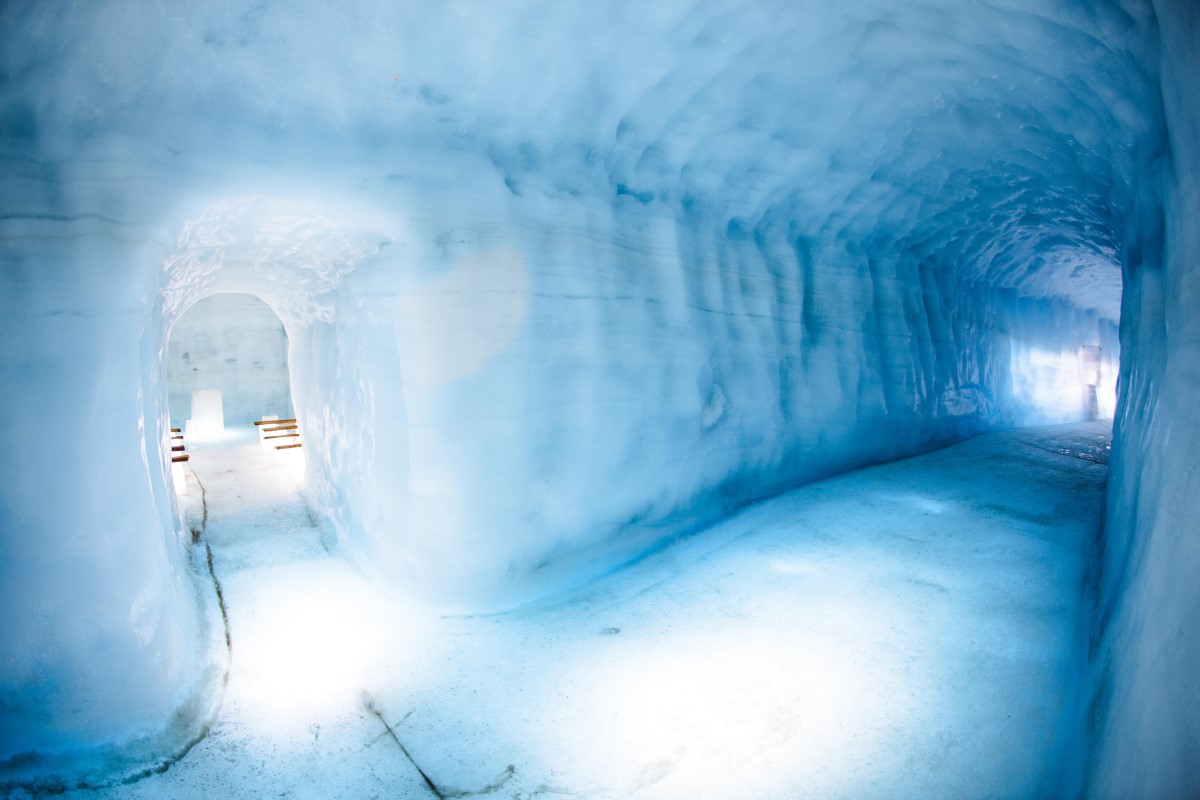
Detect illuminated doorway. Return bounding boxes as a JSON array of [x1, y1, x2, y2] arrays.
[[166, 293, 293, 437]]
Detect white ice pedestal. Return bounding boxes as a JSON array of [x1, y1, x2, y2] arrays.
[[190, 388, 224, 440]]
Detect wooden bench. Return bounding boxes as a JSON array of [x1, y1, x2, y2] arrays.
[[256, 416, 303, 450], [168, 427, 188, 494]]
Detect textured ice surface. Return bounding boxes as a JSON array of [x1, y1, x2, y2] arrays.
[[39, 423, 1106, 799], [1085, 2, 1200, 796], [0, 0, 1187, 786]]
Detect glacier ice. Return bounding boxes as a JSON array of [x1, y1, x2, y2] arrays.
[[1085, 2, 1200, 797], [0, 0, 1195, 795]]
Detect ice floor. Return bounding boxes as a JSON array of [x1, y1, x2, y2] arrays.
[[69, 423, 1108, 799]]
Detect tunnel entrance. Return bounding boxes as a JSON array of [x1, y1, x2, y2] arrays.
[[165, 293, 294, 439]]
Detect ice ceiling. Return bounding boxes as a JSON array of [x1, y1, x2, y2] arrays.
[[5, 0, 1155, 321]]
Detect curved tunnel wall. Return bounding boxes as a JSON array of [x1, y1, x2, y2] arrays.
[[1086, 1, 1200, 795], [0, 0, 1192, 792]]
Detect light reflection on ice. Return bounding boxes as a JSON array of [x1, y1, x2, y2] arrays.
[[232, 570, 379, 721], [575, 631, 880, 790], [1009, 342, 1117, 423], [890, 493, 949, 514]]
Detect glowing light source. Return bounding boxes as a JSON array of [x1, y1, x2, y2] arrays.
[[232, 567, 381, 723], [543, 608, 914, 796], [188, 388, 225, 441], [1008, 341, 1116, 422]]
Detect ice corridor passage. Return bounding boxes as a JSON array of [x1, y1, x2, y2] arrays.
[[47, 422, 1108, 800], [1, 1, 1197, 795]]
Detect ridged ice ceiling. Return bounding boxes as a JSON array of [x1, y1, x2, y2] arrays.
[[2, 0, 1157, 321]]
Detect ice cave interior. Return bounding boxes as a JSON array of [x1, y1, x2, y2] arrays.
[[0, 0, 1197, 797]]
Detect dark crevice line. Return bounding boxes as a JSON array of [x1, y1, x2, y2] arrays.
[[0, 722, 218, 797], [365, 710, 415, 747], [190, 462, 209, 533], [205, 543, 232, 651], [188, 460, 231, 651], [362, 695, 445, 799], [360, 697, 516, 799], [441, 765, 517, 799], [113, 725, 214, 787]]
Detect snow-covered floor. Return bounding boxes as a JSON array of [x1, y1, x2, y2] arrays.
[[70, 422, 1108, 799]]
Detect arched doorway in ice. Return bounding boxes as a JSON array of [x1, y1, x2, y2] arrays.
[[148, 194, 405, 719], [166, 293, 294, 442], [153, 193, 402, 554]]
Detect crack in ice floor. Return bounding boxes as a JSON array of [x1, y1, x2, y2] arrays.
[[362, 694, 445, 799]]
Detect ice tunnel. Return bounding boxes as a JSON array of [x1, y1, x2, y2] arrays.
[[0, 0, 1196, 797]]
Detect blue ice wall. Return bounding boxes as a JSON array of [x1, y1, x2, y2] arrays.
[[1087, 0, 1200, 795], [0, 175, 204, 772], [0, 0, 1175, 787]]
